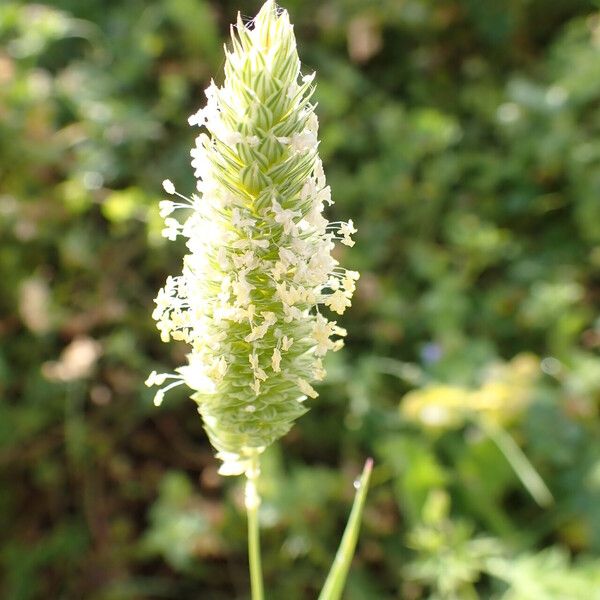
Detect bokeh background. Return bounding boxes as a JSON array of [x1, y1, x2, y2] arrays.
[[2, 0, 600, 598]]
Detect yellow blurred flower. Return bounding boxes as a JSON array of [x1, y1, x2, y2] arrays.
[[402, 385, 468, 430], [401, 353, 540, 430]]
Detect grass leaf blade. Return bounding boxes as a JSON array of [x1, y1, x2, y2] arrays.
[[318, 458, 373, 600]]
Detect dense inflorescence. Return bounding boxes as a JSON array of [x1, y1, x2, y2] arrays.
[[146, 0, 358, 476]]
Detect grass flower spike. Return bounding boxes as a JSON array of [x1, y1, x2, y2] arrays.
[[147, 0, 358, 478]]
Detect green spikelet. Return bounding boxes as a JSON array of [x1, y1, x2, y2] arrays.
[[147, 0, 359, 476]]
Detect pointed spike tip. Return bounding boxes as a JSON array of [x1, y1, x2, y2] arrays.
[[258, 0, 281, 20]]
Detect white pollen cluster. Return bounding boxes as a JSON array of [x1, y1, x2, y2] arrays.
[[146, 0, 358, 476]]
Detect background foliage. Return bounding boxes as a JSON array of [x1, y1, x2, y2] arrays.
[[1, 0, 600, 598]]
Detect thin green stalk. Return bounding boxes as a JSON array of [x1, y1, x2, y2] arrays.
[[479, 418, 553, 507], [245, 458, 264, 600], [318, 458, 373, 600]]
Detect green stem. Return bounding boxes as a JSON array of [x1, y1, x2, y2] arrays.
[[246, 457, 264, 600], [479, 418, 553, 507]]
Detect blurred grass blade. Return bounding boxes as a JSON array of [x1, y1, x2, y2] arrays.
[[480, 419, 553, 508], [318, 458, 373, 600]]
